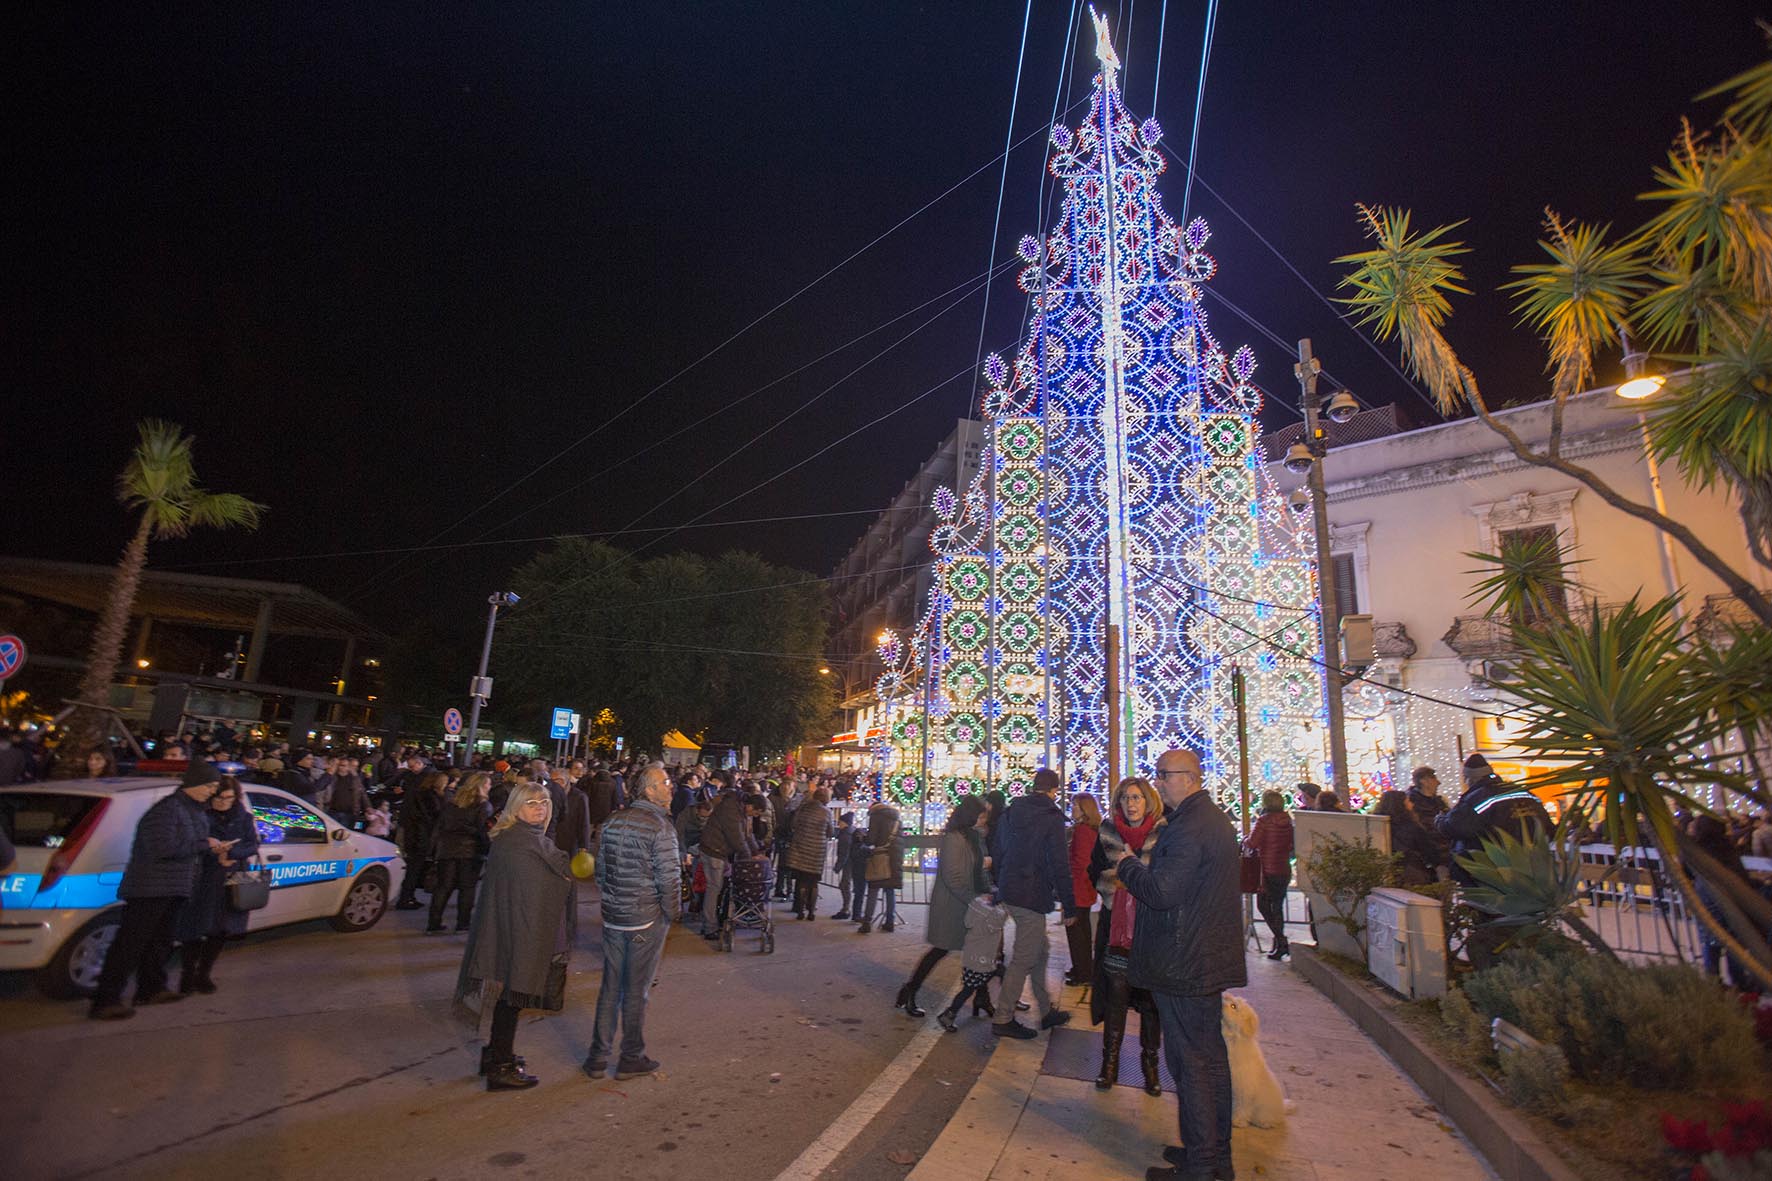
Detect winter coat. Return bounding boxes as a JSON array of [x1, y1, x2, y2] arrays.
[[582, 773, 624, 830], [961, 895, 1010, 973], [1437, 772, 1551, 884], [327, 773, 367, 820], [785, 799, 833, 875], [1116, 791, 1247, 997], [118, 790, 213, 899], [697, 794, 756, 861], [595, 799, 680, 929], [861, 803, 904, 890], [992, 793, 1077, 915], [927, 828, 990, 951], [433, 800, 493, 861], [1069, 824, 1099, 909], [280, 765, 323, 804], [457, 821, 574, 1009], [1246, 812, 1295, 877], [675, 805, 706, 851], [1388, 812, 1442, 885], [400, 786, 443, 859], [834, 825, 855, 865], [554, 785, 593, 856], [176, 804, 261, 940], [1088, 814, 1166, 1026]]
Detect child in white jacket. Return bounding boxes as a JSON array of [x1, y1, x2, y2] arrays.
[[936, 894, 1009, 1031]]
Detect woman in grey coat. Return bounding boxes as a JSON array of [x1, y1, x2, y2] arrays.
[[857, 800, 904, 934], [456, 782, 574, 1091], [785, 787, 833, 920], [894, 796, 989, 1017]]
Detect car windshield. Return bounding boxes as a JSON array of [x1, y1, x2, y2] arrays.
[[0, 793, 104, 849]]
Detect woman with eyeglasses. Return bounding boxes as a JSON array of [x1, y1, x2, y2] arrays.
[[174, 776, 260, 994], [1086, 776, 1165, 1095], [456, 781, 575, 1091]]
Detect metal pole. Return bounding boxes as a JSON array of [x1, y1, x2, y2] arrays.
[[1106, 622, 1122, 788], [461, 596, 501, 768], [1234, 664, 1257, 946], [1295, 339, 1350, 796]]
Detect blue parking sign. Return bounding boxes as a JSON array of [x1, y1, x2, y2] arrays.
[[549, 707, 574, 740]]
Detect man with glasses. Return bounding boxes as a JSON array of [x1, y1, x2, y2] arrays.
[[1099, 749, 1244, 1181]]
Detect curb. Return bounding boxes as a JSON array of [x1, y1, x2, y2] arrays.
[[1290, 946, 1581, 1181]]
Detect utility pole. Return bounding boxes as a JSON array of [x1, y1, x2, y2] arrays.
[[1105, 622, 1123, 791], [461, 591, 519, 768], [1293, 339, 1350, 796]]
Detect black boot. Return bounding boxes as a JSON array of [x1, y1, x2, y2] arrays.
[[894, 983, 927, 1019], [479, 1047, 527, 1076], [1096, 1004, 1126, 1090], [485, 1061, 539, 1091], [1140, 1011, 1164, 1095], [1266, 934, 1290, 960], [936, 1006, 959, 1033], [972, 991, 996, 1020]]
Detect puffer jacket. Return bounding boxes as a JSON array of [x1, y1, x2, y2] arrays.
[[785, 799, 832, 875], [698, 793, 756, 861], [1115, 791, 1246, 997], [118, 789, 213, 899], [1246, 811, 1294, 877], [992, 793, 1076, 915], [595, 799, 681, 928], [434, 800, 492, 860]]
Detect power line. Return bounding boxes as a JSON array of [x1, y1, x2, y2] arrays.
[[1176, 0, 1218, 231]]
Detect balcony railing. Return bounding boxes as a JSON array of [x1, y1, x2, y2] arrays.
[[1695, 592, 1757, 642], [1442, 600, 1606, 660]]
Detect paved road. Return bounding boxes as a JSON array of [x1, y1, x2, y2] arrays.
[[0, 883, 995, 1181]]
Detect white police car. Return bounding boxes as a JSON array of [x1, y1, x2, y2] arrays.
[[0, 778, 405, 997]]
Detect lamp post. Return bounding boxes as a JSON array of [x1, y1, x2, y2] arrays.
[[460, 591, 519, 767], [1288, 339, 1356, 796], [1617, 331, 1683, 617]]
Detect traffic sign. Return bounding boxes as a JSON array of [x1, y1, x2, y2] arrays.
[[0, 635, 24, 681], [443, 707, 463, 736], [549, 707, 574, 740]]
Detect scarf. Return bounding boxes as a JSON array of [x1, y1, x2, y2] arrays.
[[1108, 813, 1159, 949]]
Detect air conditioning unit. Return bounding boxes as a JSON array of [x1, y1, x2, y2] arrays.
[[1339, 613, 1374, 671]]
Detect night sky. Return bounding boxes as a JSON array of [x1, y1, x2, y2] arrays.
[[8, 2, 1763, 634]]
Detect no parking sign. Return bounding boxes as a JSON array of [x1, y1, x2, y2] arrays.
[[0, 635, 25, 681]]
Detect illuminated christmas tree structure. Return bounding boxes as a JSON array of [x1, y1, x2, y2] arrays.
[[872, 16, 1329, 825]]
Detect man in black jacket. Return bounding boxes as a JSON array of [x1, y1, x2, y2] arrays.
[[1103, 748, 1244, 1181], [90, 761, 232, 1019], [989, 767, 1077, 1040], [1437, 754, 1550, 885]]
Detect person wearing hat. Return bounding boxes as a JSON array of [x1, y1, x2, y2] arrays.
[[90, 761, 235, 1019], [279, 748, 324, 805], [1436, 754, 1551, 885]]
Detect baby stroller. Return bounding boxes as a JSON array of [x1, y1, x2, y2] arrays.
[[719, 856, 775, 954]]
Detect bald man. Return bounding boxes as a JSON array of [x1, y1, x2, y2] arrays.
[[1099, 748, 1245, 1181]]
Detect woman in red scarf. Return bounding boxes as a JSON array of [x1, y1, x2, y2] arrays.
[[1085, 776, 1165, 1096]]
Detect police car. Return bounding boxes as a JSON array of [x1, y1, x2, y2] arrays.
[[0, 778, 406, 997]]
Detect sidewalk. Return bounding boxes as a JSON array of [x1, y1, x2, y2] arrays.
[[911, 950, 1495, 1180]]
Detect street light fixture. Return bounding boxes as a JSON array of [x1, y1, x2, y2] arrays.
[[1281, 442, 1315, 475], [1616, 327, 1682, 611], [1291, 339, 1352, 796], [460, 591, 520, 767]]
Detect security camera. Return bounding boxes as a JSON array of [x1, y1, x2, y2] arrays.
[[1282, 441, 1315, 475], [1324, 390, 1360, 424], [491, 591, 521, 607], [1287, 487, 1310, 513]]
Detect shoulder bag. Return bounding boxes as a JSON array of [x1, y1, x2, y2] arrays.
[[227, 856, 273, 912], [865, 817, 900, 884]]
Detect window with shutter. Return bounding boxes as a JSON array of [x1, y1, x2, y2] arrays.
[[1331, 551, 1359, 618]]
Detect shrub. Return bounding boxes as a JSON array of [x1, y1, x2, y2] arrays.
[[1461, 946, 1760, 1089], [1499, 1041, 1571, 1111], [1439, 986, 1489, 1057], [1302, 835, 1399, 952]]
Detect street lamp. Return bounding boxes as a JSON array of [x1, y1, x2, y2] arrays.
[[1291, 338, 1352, 796], [1616, 329, 1682, 611], [460, 590, 520, 767]]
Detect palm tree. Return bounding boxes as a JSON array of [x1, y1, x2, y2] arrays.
[[56, 421, 265, 771], [1332, 36, 1772, 627], [1488, 596, 1772, 989]]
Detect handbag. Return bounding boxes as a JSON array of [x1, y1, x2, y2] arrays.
[[227, 858, 273, 912], [1239, 845, 1264, 895], [864, 817, 900, 884]]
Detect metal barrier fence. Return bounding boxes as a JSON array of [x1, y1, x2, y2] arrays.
[[817, 834, 938, 906], [1573, 843, 1772, 967]]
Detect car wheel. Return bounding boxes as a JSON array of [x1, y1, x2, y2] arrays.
[[41, 911, 121, 999], [330, 869, 389, 932]]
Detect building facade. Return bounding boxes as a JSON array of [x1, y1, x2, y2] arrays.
[[1272, 385, 1767, 804]]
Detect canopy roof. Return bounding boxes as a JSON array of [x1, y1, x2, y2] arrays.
[[0, 556, 389, 644], [661, 729, 702, 751]]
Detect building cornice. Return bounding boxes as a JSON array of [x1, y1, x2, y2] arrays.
[[1315, 425, 1639, 505]]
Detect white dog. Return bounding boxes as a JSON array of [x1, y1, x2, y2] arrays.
[[1222, 993, 1289, 1128]]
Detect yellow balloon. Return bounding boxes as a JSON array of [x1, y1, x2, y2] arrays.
[[571, 850, 596, 879]]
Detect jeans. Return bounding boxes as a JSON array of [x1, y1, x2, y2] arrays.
[[589, 921, 669, 1063], [92, 895, 182, 1008], [429, 857, 482, 930], [846, 862, 867, 916], [1154, 990, 1232, 1177], [862, 884, 897, 925], [701, 856, 728, 932], [994, 905, 1053, 1022], [1256, 872, 1289, 944]]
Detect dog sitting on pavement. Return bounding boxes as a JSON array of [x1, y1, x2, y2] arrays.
[[1222, 993, 1289, 1128]]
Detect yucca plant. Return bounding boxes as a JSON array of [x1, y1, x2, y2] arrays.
[[1334, 35, 1772, 628], [1455, 827, 1618, 962], [1463, 530, 1583, 625], [1486, 595, 1772, 988], [56, 422, 265, 771]]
